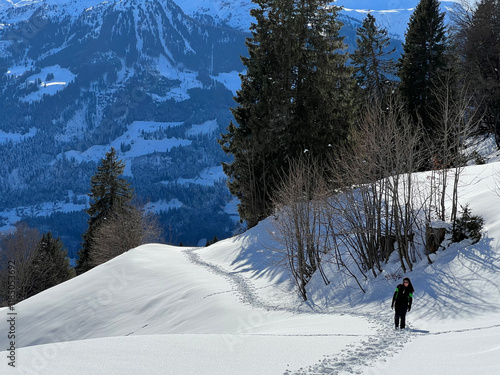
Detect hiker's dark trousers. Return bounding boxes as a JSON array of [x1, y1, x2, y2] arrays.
[[394, 307, 407, 329]]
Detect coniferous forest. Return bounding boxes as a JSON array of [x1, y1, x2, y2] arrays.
[[220, 0, 498, 300]]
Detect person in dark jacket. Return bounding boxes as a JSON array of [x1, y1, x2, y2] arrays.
[[391, 277, 414, 329]]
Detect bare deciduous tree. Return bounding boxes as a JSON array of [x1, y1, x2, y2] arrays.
[[271, 156, 329, 301], [269, 88, 479, 296], [327, 96, 425, 275], [0, 223, 41, 304], [430, 75, 484, 233], [90, 207, 163, 267]]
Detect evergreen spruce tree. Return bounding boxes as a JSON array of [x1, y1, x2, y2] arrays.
[[352, 13, 396, 101], [75, 147, 134, 274], [398, 0, 448, 140], [29, 232, 74, 297], [219, 0, 356, 227], [463, 0, 500, 145]]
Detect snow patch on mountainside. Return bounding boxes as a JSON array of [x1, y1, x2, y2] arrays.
[[153, 55, 203, 102], [0, 196, 186, 233], [18, 65, 76, 102], [211, 70, 243, 95], [186, 119, 219, 136], [0, 196, 87, 232], [5, 65, 30, 77], [55, 106, 89, 143], [57, 120, 191, 176], [175, 165, 226, 186], [143, 198, 184, 213], [0, 0, 108, 12], [0, 127, 37, 143], [179, 0, 255, 30]]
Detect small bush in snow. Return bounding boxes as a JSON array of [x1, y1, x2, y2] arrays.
[[452, 205, 484, 244], [470, 150, 486, 165]]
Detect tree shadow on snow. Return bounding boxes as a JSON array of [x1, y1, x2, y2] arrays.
[[413, 235, 500, 321], [226, 220, 293, 287]]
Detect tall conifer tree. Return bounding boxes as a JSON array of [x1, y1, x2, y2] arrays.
[[352, 13, 396, 101], [76, 148, 134, 274], [219, 0, 355, 227], [398, 0, 448, 139], [29, 232, 74, 297], [463, 0, 500, 145]]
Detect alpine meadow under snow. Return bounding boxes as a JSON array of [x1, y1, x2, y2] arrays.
[[1, 145, 500, 374]]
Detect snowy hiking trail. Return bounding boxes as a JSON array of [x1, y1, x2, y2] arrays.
[[186, 240, 500, 375], [1, 233, 499, 375], [185, 246, 417, 374], [2, 164, 500, 374], [0, 244, 386, 375]]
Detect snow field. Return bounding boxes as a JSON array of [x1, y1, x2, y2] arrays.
[[6, 334, 371, 375], [59, 120, 191, 176], [0, 244, 378, 375], [18, 65, 76, 103]]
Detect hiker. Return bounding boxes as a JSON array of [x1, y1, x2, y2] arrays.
[[391, 277, 414, 329]]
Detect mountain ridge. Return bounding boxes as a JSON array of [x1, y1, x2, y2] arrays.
[[0, 0, 460, 38]]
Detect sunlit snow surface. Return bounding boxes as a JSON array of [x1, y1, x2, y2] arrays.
[[1, 161, 500, 374], [0, 1, 497, 374]]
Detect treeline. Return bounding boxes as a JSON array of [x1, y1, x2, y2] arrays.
[[220, 0, 497, 300]]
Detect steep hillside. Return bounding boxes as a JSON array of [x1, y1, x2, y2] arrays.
[[0, 0, 249, 252], [0, 160, 499, 374]]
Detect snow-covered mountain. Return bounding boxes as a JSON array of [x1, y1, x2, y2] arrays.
[[0, 0, 459, 255], [339, 0, 461, 39], [0, 155, 499, 374], [0, 0, 459, 50], [175, 0, 460, 39], [0, 0, 249, 252]]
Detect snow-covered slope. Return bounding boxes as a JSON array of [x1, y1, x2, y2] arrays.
[[0, 244, 378, 374], [1, 157, 500, 374]]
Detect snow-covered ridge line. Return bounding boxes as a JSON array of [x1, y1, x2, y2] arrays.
[[0, 0, 459, 34]]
